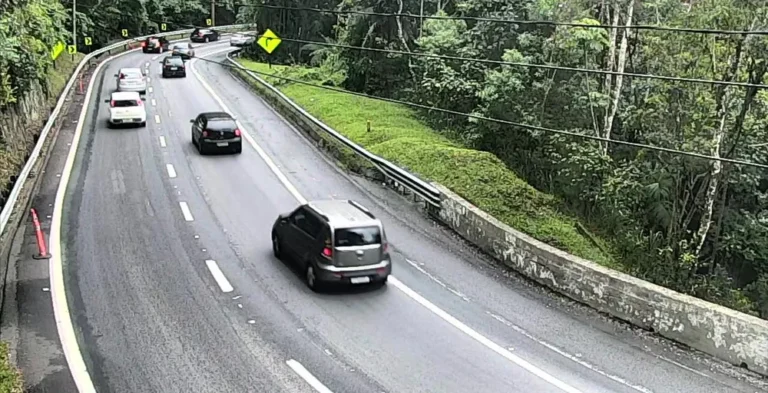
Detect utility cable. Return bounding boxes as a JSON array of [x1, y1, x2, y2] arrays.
[[194, 54, 768, 169]]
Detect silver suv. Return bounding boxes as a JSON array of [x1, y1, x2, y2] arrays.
[[271, 200, 391, 291]]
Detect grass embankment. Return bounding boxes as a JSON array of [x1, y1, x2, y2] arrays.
[[0, 342, 22, 392], [236, 59, 617, 268]]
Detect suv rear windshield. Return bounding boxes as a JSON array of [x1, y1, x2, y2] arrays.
[[334, 227, 381, 247], [207, 118, 237, 131], [113, 99, 140, 107]]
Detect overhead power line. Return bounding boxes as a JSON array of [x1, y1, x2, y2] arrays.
[[235, 33, 768, 89], [238, 3, 768, 36], [195, 55, 768, 169]]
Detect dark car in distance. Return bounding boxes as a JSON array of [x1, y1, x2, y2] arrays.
[[142, 36, 170, 53], [190, 112, 242, 154], [171, 42, 195, 60], [190, 28, 220, 43], [162, 56, 186, 78]]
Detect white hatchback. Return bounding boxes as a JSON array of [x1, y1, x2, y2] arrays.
[[115, 67, 147, 93], [106, 91, 146, 127]]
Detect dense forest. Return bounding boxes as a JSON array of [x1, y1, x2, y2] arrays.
[[2, 0, 768, 318], [234, 0, 768, 318]]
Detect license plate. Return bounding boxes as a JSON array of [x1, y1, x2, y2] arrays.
[[170, 67, 178, 70], [350, 277, 370, 284], [216, 142, 229, 147]]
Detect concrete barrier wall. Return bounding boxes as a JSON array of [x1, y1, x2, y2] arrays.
[[226, 60, 768, 377], [434, 183, 768, 376]]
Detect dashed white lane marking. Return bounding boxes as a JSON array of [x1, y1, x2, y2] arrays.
[[192, 48, 585, 393], [205, 260, 234, 293], [159, 136, 166, 147], [487, 312, 655, 393], [179, 202, 194, 221], [151, 98, 157, 106], [147, 77, 151, 82], [286, 359, 334, 393], [155, 114, 161, 124], [148, 87, 153, 93], [145, 62, 150, 67], [166, 164, 177, 178], [389, 276, 583, 393]]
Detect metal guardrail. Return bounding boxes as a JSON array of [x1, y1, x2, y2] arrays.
[[224, 51, 443, 208], [0, 23, 256, 238]]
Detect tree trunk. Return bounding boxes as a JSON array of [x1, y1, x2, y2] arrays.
[[602, 0, 634, 155]]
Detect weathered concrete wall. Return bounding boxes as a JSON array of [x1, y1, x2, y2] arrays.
[[225, 59, 768, 377], [434, 183, 768, 376]]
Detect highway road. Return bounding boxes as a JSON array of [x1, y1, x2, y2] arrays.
[[58, 39, 764, 393]]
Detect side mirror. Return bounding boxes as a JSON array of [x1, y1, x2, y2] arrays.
[[113, 74, 118, 77], [103, 99, 110, 103], [189, 119, 195, 123]]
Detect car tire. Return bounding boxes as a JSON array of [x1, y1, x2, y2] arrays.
[[305, 264, 322, 292], [140, 90, 146, 94], [181, 73, 187, 78], [107, 121, 114, 129], [271, 232, 282, 259], [140, 121, 146, 127], [204, 36, 210, 43], [198, 140, 206, 155], [233, 143, 242, 154]]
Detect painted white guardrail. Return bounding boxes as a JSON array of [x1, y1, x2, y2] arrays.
[[224, 51, 442, 208], [0, 23, 255, 238]]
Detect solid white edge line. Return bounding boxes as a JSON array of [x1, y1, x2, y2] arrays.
[[166, 164, 177, 178], [51, 47, 146, 393], [154, 114, 161, 124], [205, 260, 234, 293], [286, 359, 334, 393], [191, 48, 583, 393], [179, 201, 194, 221], [159, 136, 166, 147]]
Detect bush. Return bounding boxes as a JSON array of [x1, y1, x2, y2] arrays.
[[0, 341, 23, 393], [236, 59, 616, 267]]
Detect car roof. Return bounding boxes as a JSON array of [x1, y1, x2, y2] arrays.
[[111, 91, 141, 100], [306, 200, 379, 229], [201, 111, 233, 120]]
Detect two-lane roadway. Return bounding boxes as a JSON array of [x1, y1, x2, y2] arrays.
[[57, 39, 763, 393]]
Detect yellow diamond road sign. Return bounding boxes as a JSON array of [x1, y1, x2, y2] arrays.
[[257, 29, 281, 54], [84, 37, 92, 46], [161, 23, 167, 31], [206, 18, 212, 26], [67, 45, 77, 54], [121, 29, 128, 37], [51, 42, 66, 60]]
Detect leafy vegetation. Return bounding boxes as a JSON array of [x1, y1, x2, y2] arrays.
[[237, 0, 768, 317], [0, 341, 23, 393]]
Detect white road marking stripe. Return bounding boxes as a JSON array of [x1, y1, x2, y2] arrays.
[[191, 49, 584, 393], [154, 114, 161, 124], [159, 136, 166, 147], [147, 77, 151, 82], [148, 87, 153, 93], [151, 98, 156, 106], [51, 47, 146, 393], [145, 62, 150, 67], [286, 359, 333, 393], [166, 164, 177, 178], [205, 260, 234, 293], [179, 202, 194, 221]]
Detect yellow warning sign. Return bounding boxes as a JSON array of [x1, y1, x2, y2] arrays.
[[67, 45, 77, 54], [84, 37, 93, 46], [121, 29, 128, 37], [206, 18, 212, 26], [161, 23, 167, 31], [51, 41, 66, 60], [257, 29, 281, 54]]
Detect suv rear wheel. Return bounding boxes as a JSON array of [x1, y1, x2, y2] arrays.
[[271, 232, 282, 259], [306, 265, 321, 292]]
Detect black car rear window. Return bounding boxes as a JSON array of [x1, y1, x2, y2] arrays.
[[165, 57, 184, 65], [206, 119, 237, 131], [113, 99, 139, 107], [334, 227, 381, 247]]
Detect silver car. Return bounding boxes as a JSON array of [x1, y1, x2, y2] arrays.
[[230, 33, 255, 47], [271, 199, 391, 291], [115, 68, 146, 94]]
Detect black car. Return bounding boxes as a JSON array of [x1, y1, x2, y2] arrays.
[[190, 112, 242, 154], [190, 28, 220, 43], [170, 42, 195, 60], [162, 56, 186, 78], [142, 36, 170, 53]]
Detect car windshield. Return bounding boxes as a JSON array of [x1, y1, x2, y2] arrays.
[[334, 227, 381, 247], [113, 99, 139, 107]]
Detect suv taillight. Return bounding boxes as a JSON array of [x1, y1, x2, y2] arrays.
[[136, 100, 143, 106], [322, 247, 332, 258], [234, 129, 241, 136], [382, 242, 388, 252], [202, 130, 209, 137], [119, 73, 125, 79], [110, 100, 116, 107]]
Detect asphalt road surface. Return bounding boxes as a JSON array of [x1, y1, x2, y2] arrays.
[[60, 40, 764, 393]]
